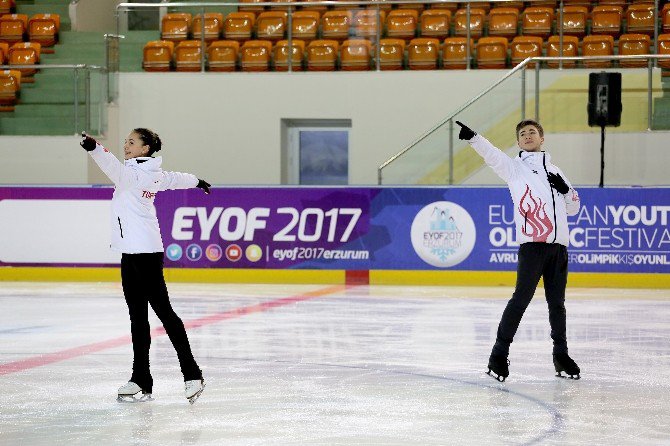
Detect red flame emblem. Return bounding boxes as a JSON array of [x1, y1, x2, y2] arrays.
[[518, 185, 553, 242]]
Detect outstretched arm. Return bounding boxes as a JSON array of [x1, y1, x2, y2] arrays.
[[159, 172, 211, 194], [456, 121, 516, 183], [82, 132, 137, 186]]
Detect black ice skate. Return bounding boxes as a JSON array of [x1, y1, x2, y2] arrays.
[[486, 354, 510, 382], [117, 381, 154, 403], [553, 353, 581, 380]]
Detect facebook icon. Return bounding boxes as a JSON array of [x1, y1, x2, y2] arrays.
[[185, 244, 203, 261]]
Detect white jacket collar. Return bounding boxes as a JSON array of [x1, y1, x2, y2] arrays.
[[519, 150, 550, 166], [125, 156, 162, 169]]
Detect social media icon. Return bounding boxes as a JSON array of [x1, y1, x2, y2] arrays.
[[205, 244, 223, 262], [165, 244, 182, 261], [186, 244, 202, 261], [246, 244, 263, 262], [226, 244, 242, 262]]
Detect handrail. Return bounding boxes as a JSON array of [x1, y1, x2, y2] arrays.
[[377, 53, 670, 185]]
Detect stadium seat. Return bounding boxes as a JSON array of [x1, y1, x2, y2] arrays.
[[460, 2, 490, 13], [291, 11, 320, 43], [240, 40, 272, 71], [619, 33, 651, 68], [0, 41, 8, 63], [306, 39, 339, 71], [353, 10, 385, 40], [223, 12, 255, 42], [369, 0, 394, 12], [340, 38, 372, 70], [487, 7, 519, 40], [8, 41, 39, 79], [429, 2, 458, 14], [300, 0, 328, 13], [0, 14, 27, 45], [582, 34, 615, 68], [396, 1, 424, 14], [407, 37, 440, 70], [386, 9, 418, 42], [510, 35, 542, 67], [0, 69, 20, 111], [256, 11, 287, 41], [454, 8, 485, 39], [563, 0, 591, 8], [529, 1, 557, 7], [658, 34, 670, 69], [591, 5, 623, 39], [0, 0, 15, 15], [28, 14, 59, 50], [208, 40, 240, 72], [378, 38, 405, 70], [161, 13, 191, 42], [442, 37, 472, 69], [268, 0, 295, 11], [476, 36, 508, 69], [521, 6, 554, 39], [191, 13, 224, 43], [559, 6, 587, 38], [493, 2, 524, 12], [626, 4, 656, 36], [419, 9, 451, 40], [321, 11, 352, 42], [272, 39, 305, 71], [238, 0, 265, 14], [142, 40, 174, 72], [664, 4, 670, 34], [546, 35, 579, 68], [174, 40, 204, 71], [598, 0, 626, 6]]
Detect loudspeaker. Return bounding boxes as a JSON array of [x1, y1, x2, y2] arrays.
[[588, 72, 622, 127]]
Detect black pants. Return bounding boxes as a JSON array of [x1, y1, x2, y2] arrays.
[[121, 252, 202, 393], [492, 242, 569, 357]]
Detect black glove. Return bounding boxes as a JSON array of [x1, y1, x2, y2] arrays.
[[455, 121, 476, 140], [196, 179, 211, 194], [547, 172, 570, 194], [80, 132, 98, 151]]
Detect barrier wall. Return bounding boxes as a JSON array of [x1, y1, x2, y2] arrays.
[[0, 186, 668, 288]]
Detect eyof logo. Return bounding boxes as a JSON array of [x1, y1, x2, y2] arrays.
[[205, 244, 223, 262], [410, 201, 476, 268], [185, 244, 203, 261], [165, 244, 183, 261]]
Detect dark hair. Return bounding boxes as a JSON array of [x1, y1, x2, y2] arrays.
[[515, 120, 544, 139], [133, 128, 162, 155]]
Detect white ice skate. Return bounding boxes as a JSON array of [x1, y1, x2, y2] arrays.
[[184, 379, 205, 405], [117, 381, 154, 403]]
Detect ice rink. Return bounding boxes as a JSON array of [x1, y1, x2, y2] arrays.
[[1, 281, 669, 445]]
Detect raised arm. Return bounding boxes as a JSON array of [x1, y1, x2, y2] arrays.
[[81, 132, 138, 187], [456, 121, 516, 183]]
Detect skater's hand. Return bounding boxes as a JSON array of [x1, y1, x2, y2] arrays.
[[196, 179, 211, 194], [547, 172, 569, 194], [455, 121, 476, 141], [80, 132, 98, 152]]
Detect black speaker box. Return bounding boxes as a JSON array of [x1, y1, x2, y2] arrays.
[[588, 72, 622, 127]]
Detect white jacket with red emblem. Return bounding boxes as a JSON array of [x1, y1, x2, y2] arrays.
[[468, 134, 580, 247], [89, 143, 198, 253]]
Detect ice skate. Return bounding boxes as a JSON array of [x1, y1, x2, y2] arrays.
[[185, 379, 205, 405], [553, 352, 580, 380], [117, 381, 154, 403], [486, 353, 510, 382]]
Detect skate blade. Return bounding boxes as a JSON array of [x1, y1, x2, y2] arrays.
[[486, 369, 506, 382], [187, 383, 206, 405], [555, 371, 581, 380], [117, 393, 154, 403]]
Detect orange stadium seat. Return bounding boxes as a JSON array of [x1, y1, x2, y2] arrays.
[[353, 10, 386, 40], [488, 7, 519, 40], [476, 36, 508, 69], [664, 4, 670, 34], [386, 9, 418, 42], [340, 39, 372, 70], [521, 7, 554, 39], [291, 11, 320, 43], [396, 1, 424, 14], [529, 1, 557, 7], [510, 35, 542, 67], [407, 37, 440, 70], [8, 41, 39, 79], [272, 39, 305, 71], [369, 0, 393, 12], [626, 4, 656, 36], [591, 5, 623, 39], [619, 33, 651, 68], [460, 2, 490, 13], [598, 0, 626, 6], [208, 40, 239, 72], [0, 0, 15, 15], [429, 2, 458, 14], [378, 38, 405, 70], [546, 35, 579, 68], [174, 40, 204, 71], [454, 8, 485, 39], [559, 6, 587, 38], [321, 11, 352, 42], [161, 13, 191, 42], [0, 14, 27, 45], [238, 0, 265, 14], [142, 40, 173, 72], [582, 34, 615, 68], [28, 14, 59, 50], [0, 69, 20, 111], [268, 0, 295, 11], [658, 34, 670, 69], [191, 13, 224, 43], [494, 1, 524, 11], [223, 12, 255, 42], [306, 39, 338, 71], [256, 11, 287, 42], [300, 0, 328, 13], [442, 37, 472, 69], [563, 0, 591, 8], [0, 41, 8, 63], [419, 9, 451, 40], [240, 39, 272, 71]]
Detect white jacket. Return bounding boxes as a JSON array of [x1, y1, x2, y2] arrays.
[[89, 144, 198, 253], [468, 134, 580, 246]]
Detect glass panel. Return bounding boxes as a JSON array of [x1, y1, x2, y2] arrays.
[[299, 130, 348, 185]]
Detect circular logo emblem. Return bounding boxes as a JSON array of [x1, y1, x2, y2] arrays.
[[410, 201, 476, 268], [205, 244, 223, 262], [165, 244, 182, 261], [245, 244, 263, 262], [185, 244, 202, 261], [225, 244, 242, 262]]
